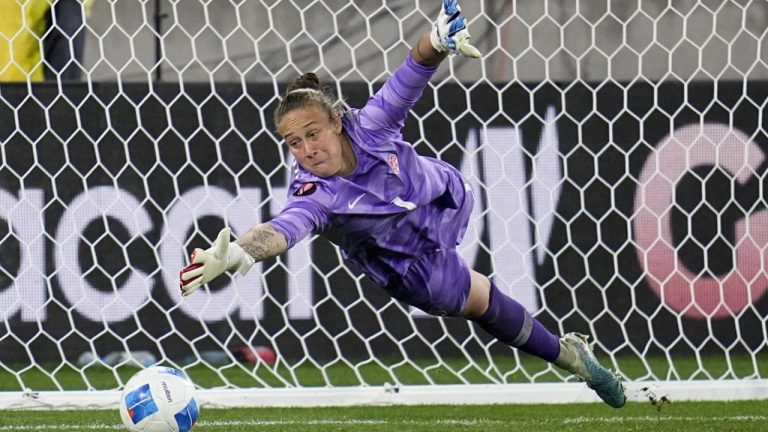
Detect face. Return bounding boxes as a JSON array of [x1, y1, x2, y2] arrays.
[[277, 106, 352, 178]]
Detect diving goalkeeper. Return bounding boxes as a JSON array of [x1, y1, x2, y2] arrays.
[[179, 0, 626, 408]]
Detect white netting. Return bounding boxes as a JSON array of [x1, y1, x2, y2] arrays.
[[0, 0, 767, 408]]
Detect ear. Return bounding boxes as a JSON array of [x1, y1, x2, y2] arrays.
[[331, 114, 343, 134]]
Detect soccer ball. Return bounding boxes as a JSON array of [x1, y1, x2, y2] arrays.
[[119, 366, 200, 432]]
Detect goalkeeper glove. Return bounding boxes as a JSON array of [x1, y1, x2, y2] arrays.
[[179, 227, 255, 297], [430, 0, 481, 58]]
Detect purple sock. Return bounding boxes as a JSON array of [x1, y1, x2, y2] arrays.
[[472, 281, 561, 362]]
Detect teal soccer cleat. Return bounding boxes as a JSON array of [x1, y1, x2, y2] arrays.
[[558, 333, 627, 408]]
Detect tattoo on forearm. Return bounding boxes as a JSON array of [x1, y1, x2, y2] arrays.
[[241, 229, 279, 261]]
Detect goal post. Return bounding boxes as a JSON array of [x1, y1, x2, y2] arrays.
[[1, 0, 768, 409]]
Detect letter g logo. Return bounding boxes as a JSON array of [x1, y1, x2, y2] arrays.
[[633, 124, 768, 318]]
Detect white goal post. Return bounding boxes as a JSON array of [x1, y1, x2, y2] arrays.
[[1, 0, 767, 409]]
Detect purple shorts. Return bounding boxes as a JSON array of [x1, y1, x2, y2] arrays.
[[378, 178, 475, 316], [383, 247, 472, 316]]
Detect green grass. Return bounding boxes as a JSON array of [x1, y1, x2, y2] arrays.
[[2, 401, 768, 431], [1, 355, 766, 431], [0, 352, 765, 391]]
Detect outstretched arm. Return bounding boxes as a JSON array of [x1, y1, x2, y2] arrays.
[[179, 224, 288, 296], [235, 223, 288, 262], [360, 0, 481, 130]]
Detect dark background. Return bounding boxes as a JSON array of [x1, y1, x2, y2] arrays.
[[0, 80, 766, 365]]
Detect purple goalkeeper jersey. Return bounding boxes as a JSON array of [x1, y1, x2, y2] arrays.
[[269, 53, 473, 287]]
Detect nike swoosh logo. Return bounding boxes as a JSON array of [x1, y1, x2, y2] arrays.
[[348, 193, 366, 209]]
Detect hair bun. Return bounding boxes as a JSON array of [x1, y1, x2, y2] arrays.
[[287, 73, 321, 93]]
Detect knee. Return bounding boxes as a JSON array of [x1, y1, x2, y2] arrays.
[[422, 289, 470, 318], [461, 271, 491, 318]]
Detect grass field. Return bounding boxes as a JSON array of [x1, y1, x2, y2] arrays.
[[1, 354, 766, 431], [2, 352, 766, 391], [2, 401, 768, 432]]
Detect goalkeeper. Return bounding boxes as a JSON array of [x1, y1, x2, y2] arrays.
[[179, 0, 626, 408]]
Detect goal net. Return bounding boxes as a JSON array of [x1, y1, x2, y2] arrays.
[[1, 0, 767, 409]]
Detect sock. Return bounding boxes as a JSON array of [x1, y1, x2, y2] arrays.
[[472, 281, 561, 362]]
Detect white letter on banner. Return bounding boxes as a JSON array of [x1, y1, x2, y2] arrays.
[[55, 186, 152, 322], [455, 128, 486, 279], [459, 107, 561, 313], [273, 172, 313, 320], [0, 189, 46, 322], [161, 186, 264, 322]]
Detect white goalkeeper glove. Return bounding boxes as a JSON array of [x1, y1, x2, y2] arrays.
[[179, 227, 255, 297], [430, 0, 481, 58]]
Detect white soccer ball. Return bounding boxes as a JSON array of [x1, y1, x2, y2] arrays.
[[119, 366, 200, 432]]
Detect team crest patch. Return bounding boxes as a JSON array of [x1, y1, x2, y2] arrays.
[[293, 182, 317, 196], [388, 154, 400, 175]]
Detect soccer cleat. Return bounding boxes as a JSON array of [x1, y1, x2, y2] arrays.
[[557, 332, 627, 408]]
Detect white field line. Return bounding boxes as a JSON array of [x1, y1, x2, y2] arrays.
[[564, 415, 768, 424], [1, 416, 767, 431]]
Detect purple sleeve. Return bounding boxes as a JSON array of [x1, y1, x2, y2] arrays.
[[269, 182, 333, 249], [359, 52, 438, 131], [268, 207, 317, 249]]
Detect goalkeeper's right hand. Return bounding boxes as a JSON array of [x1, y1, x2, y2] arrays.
[[430, 0, 481, 58], [179, 227, 255, 297]]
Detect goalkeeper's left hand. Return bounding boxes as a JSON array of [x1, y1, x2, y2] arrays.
[[430, 0, 481, 58], [179, 227, 255, 296]]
